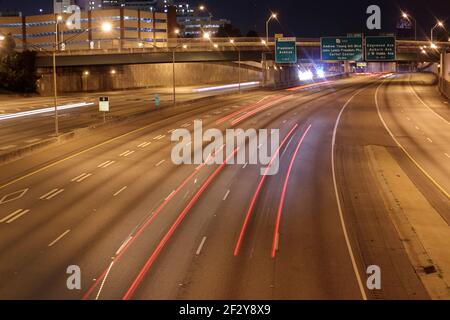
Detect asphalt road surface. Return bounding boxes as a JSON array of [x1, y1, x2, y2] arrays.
[[0, 73, 447, 300]]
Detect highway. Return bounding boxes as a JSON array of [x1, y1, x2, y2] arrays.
[[0, 83, 259, 153], [0, 73, 448, 300]]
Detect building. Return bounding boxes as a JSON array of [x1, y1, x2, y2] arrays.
[[0, 8, 168, 51], [100, 0, 173, 11], [174, 3, 230, 37], [54, 0, 76, 13]]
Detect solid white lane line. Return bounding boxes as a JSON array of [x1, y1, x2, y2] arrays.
[[0, 209, 24, 223], [0, 145, 17, 151], [40, 188, 59, 199], [332, 86, 369, 300], [76, 173, 92, 183], [375, 79, 450, 199], [48, 229, 71, 247], [45, 189, 64, 200], [223, 189, 230, 201], [155, 159, 165, 167], [196, 236, 207, 255], [113, 186, 127, 197], [6, 209, 30, 224], [95, 260, 115, 300], [165, 190, 175, 200], [115, 236, 133, 255], [71, 173, 87, 182], [409, 80, 450, 125]]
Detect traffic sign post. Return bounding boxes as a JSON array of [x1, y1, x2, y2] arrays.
[[365, 36, 396, 61], [275, 37, 297, 64], [99, 96, 109, 123], [320, 37, 364, 61]]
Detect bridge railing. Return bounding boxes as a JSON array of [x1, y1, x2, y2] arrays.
[[37, 37, 444, 57]]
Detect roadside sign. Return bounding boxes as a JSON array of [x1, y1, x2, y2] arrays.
[[320, 37, 363, 61], [365, 36, 396, 61], [275, 37, 297, 64], [155, 94, 160, 107], [99, 96, 109, 112]]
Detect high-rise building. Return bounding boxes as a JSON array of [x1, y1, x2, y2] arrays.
[[99, 0, 173, 11], [174, 2, 230, 37], [54, 0, 76, 13]]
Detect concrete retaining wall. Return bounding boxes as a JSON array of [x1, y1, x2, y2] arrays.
[[37, 61, 263, 95], [439, 52, 450, 99]]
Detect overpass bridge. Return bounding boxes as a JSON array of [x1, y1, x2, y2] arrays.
[[36, 38, 443, 68]]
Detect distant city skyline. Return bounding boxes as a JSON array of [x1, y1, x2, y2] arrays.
[[0, 0, 449, 38]]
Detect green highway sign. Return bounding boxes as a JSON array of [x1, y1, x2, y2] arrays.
[[320, 37, 363, 61], [275, 37, 297, 64], [365, 36, 396, 61]]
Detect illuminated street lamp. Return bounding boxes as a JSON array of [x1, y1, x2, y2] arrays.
[[101, 22, 113, 33], [0, 35, 5, 41], [52, 18, 112, 136], [266, 13, 277, 44], [203, 31, 211, 40], [401, 11, 417, 41], [199, 5, 213, 25], [431, 20, 444, 45]]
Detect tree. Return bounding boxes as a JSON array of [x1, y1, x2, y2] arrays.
[[246, 30, 259, 38], [0, 50, 38, 93], [216, 23, 242, 38]]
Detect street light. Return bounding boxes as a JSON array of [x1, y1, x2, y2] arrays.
[[266, 13, 277, 44], [431, 20, 444, 45], [101, 22, 113, 33], [203, 31, 211, 40], [52, 18, 112, 136], [199, 5, 213, 25], [0, 35, 5, 41], [401, 11, 417, 41], [230, 39, 242, 94], [172, 43, 187, 104]]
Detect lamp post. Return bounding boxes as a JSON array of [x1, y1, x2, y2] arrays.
[[52, 20, 112, 136], [266, 13, 277, 44], [230, 39, 241, 94], [401, 11, 417, 41], [172, 43, 187, 104], [52, 14, 62, 136], [431, 20, 444, 45], [199, 5, 213, 25]]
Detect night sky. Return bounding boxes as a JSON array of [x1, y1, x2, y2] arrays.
[[1, 0, 449, 38]]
